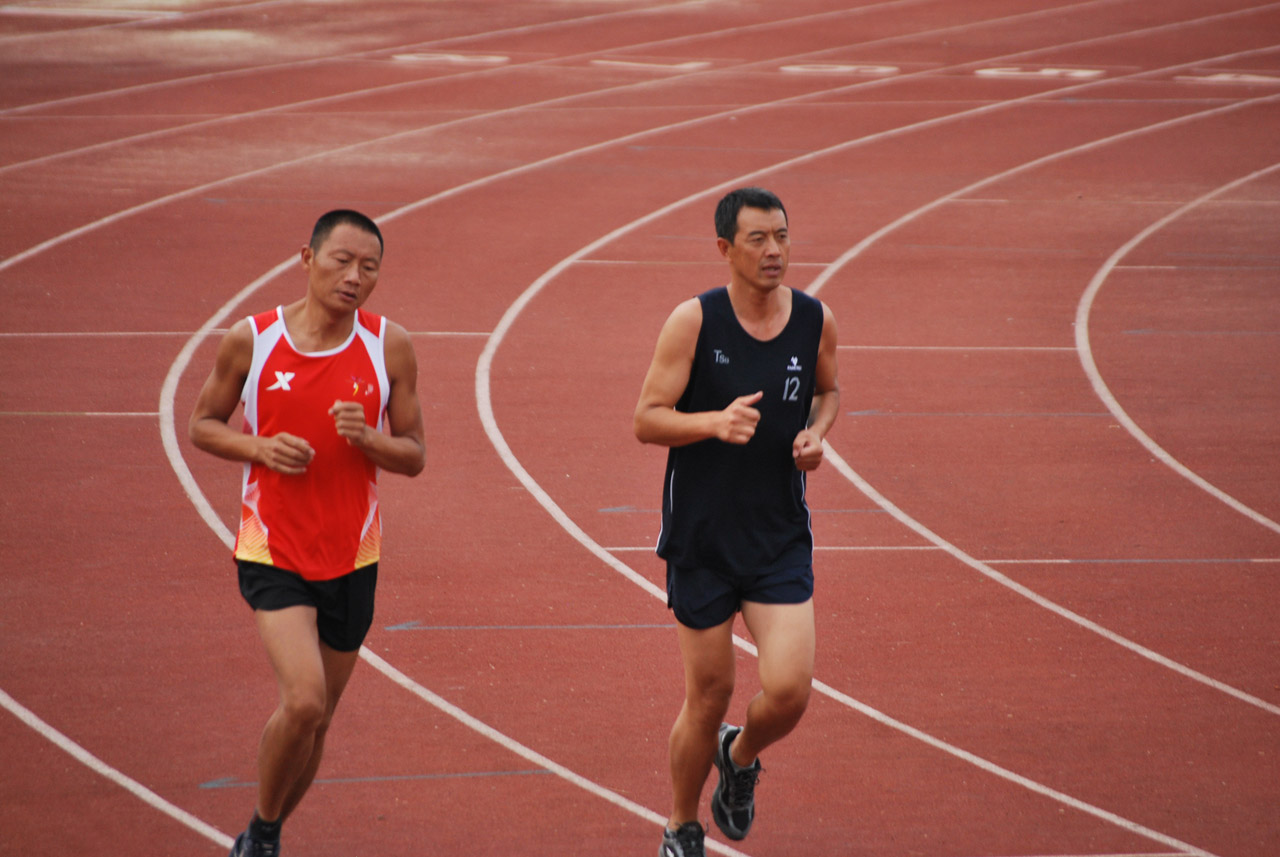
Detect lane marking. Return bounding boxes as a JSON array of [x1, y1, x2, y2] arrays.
[[1176, 72, 1280, 85], [392, 52, 510, 65], [0, 5, 179, 19], [591, 58, 712, 71], [1075, 162, 1280, 537], [976, 66, 1106, 79], [780, 63, 898, 75], [0, 687, 234, 850], [820, 442, 1280, 726], [359, 648, 752, 857]]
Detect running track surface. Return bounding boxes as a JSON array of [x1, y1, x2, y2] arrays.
[[1, 1, 1277, 855]]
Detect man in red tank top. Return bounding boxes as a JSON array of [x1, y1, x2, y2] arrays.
[[190, 210, 425, 857]]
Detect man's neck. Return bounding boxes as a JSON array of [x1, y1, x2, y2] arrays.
[[283, 298, 355, 353]]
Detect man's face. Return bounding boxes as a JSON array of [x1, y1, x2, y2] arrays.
[[303, 222, 382, 311], [720, 206, 789, 290]]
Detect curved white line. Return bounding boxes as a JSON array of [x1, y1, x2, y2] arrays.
[[0, 687, 234, 850], [1075, 164, 1280, 535], [821, 444, 1280, 724], [355, 650, 750, 857]]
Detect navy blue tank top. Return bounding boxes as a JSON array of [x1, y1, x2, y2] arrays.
[[657, 286, 824, 574]]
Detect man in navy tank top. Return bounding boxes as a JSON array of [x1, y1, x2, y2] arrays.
[[635, 187, 840, 857]]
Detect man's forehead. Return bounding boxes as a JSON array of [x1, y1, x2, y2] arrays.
[[323, 223, 382, 255], [738, 206, 788, 232]]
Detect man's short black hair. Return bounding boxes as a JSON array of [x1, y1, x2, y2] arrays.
[[310, 209, 384, 255], [714, 187, 787, 243]]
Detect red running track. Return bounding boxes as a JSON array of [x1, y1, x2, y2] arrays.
[[1, 1, 1277, 855]]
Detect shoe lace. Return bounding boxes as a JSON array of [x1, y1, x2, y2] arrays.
[[726, 762, 762, 810], [673, 824, 704, 856]]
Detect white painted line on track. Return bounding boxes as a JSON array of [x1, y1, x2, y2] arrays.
[[0, 687, 235, 850], [0, 6, 179, 19], [820, 441, 1280, 725], [358, 649, 751, 857], [1075, 162, 1280, 538]]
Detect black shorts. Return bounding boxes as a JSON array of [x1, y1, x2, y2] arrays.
[[237, 560, 378, 652], [666, 561, 814, 630]]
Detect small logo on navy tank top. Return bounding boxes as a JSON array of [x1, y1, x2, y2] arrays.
[[713, 349, 730, 365], [786, 357, 802, 372]]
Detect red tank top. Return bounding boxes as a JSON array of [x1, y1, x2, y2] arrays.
[[234, 307, 390, 580]]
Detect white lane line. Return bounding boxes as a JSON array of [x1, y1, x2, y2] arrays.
[[0, 6, 180, 19], [358, 649, 751, 857], [0, 687, 234, 850], [1074, 162, 1280, 536], [821, 442, 1280, 724]]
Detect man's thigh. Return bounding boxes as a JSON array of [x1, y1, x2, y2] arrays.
[[740, 599, 815, 693]]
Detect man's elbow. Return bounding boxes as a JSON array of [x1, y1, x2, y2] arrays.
[[405, 443, 426, 477], [633, 409, 657, 445]]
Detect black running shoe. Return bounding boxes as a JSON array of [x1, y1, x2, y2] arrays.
[[230, 831, 280, 857], [711, 723, 761, 840], [659, 821, 705, 857]]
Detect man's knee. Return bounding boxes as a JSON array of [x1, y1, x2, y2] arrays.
[[687, 673, 734, 723], [766, 672, 812, 721], [279, 685, 327, 733]]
